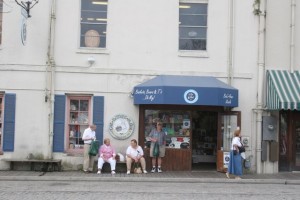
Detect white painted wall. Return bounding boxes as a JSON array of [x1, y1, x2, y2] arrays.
[[0, 0, 298, 173]]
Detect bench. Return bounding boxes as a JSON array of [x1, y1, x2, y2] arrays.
[[1, 158, 62, 172], [94, 158, 127, 173]]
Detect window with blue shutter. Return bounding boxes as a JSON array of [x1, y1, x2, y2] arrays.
[[53, 95, 66, 152], [93, 96, 104, 145], [3, 93, 16, 152]]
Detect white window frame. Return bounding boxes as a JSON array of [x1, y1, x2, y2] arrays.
[[178, 0, 209, 58], [0, 95, 3, 153], [66, 95, 92, 153], [79, 0, 108, 53]]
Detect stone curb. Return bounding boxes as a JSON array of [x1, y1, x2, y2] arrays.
[[0, 176, 299, 185]]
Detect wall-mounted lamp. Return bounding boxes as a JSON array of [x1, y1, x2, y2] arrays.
[[15, 0, 39, 18], [87, 56, 95, 66]]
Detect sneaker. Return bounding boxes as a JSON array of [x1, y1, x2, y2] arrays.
[[226, 172, 230, 179], [143, 170, 148, 174], [151, 167, 156, 173], [97, 170, 101, 174], [157, 167, 162, 173], [111, 170, 116, 175], [127, 170, 130, 175]]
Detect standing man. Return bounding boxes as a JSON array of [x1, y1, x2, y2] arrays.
[[82, 124, 96, 173], [149, 121, 166, 173]]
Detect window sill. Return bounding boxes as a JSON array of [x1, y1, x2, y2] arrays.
[[76, 48, 110, 55], [65, 149, 84, 156], [178, 50, 209, 58]]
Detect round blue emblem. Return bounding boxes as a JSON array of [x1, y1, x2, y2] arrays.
[[184, 89, 198, 104]]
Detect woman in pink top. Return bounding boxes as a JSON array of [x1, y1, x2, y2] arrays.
[[97, 138, 116, 175]]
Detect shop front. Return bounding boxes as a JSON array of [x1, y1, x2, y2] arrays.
[[266, 70, 300, 171], [133, 75, 240, 171]]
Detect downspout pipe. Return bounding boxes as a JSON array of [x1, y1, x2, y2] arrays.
[[256, 0, 267, 174], [290, 0, 296, 73], [46, 0, 56, 159], [227, 0, 234, 85]]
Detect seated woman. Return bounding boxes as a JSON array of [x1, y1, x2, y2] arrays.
[[126, 139, 147, 175], [97, 138, 116, 175]]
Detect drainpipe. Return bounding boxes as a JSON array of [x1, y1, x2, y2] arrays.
[[227, 0, 234, 85], [290, 0, 296, 73], [46, 0, 56, 159], [255, 0, 266, 174]]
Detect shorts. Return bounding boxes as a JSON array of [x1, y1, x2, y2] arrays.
[[150, 143, 166, 157]]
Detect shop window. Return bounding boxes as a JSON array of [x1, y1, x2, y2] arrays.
[[0, 0, 3, 45], [144, 110, 191, 149], [53, 95, 104, 153], [80, 0, 108, 48], [179, 1, 208, 51], [67, 96, 91, 151]]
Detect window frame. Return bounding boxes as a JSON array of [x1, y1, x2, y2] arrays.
[[178, 0, 208, 57], [65, 95, 92, 153], [79, 0, 108, 50]]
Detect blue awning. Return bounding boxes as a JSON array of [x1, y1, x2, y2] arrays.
[[133, 75, 238, 107]]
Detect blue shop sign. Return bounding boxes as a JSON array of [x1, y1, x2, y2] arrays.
[[133, 75, 238, 107]]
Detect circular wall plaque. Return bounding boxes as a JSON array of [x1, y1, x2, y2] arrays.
[[109, 114, 135, 140]]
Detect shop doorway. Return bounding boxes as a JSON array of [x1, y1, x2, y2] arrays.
[[294, 113, 300, 170], [191, 111, 218, 171], [279, 111, 300, 171]]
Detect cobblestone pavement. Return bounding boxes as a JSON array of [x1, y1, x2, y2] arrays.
[[0, 170, 299, 181], [0, 179, 300, 200]]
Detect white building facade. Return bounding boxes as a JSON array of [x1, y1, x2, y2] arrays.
[[0, 0, 299, 173]]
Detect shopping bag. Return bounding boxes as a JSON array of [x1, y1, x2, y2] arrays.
[[88, 140, 99, 156], [133, 162, 142, 174], [153, 142, 160, 157]]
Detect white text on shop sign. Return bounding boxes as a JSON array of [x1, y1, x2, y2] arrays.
[[134, 88, 163, 102], [223, 93, 234, 104]]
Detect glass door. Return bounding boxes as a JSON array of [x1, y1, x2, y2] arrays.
[[217, 112, 241, 172]]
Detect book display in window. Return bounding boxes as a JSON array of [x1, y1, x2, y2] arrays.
[[144, 110, 191, 149]]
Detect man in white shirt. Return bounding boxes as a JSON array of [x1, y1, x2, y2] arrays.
[[82, 124, 96, 173], [126, 139, 147, 175]]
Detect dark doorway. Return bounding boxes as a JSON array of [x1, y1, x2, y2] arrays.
[[191, 111, 218, 171]]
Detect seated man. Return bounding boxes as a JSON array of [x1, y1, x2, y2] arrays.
[[126, 139, 147, 175]]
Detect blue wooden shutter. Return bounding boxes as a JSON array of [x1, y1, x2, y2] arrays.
[[53, 95, 66, 152], [93, 96, 104, 145], [3, 93, 16, 152]]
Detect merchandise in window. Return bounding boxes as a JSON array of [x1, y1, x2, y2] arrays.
[[179, 2, 207, 50], [80, 0, 108, 48], [144, 110, 191, 149], [0, 96, 3, 149], [67, 97, 91, 150]]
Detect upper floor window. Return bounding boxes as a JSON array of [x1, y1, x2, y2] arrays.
[[80, 0, 108, 48], [0, 0, 3, 45], [179, 1, 207, 51]]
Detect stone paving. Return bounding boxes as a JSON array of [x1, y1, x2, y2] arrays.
[[0, 170, 300, 180]]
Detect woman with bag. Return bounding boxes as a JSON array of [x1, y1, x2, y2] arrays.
[[226, 128, 243, 179], [149, 121, 166, 173]]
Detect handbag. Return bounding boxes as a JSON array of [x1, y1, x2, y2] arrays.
[[133, 162, 142, 174], [238, 146, 245, 153], [153, 142, 160, 157], [88, 140, 99, 156]]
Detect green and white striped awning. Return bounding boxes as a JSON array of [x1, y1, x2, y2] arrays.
[[266, 70, 300, 110]]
